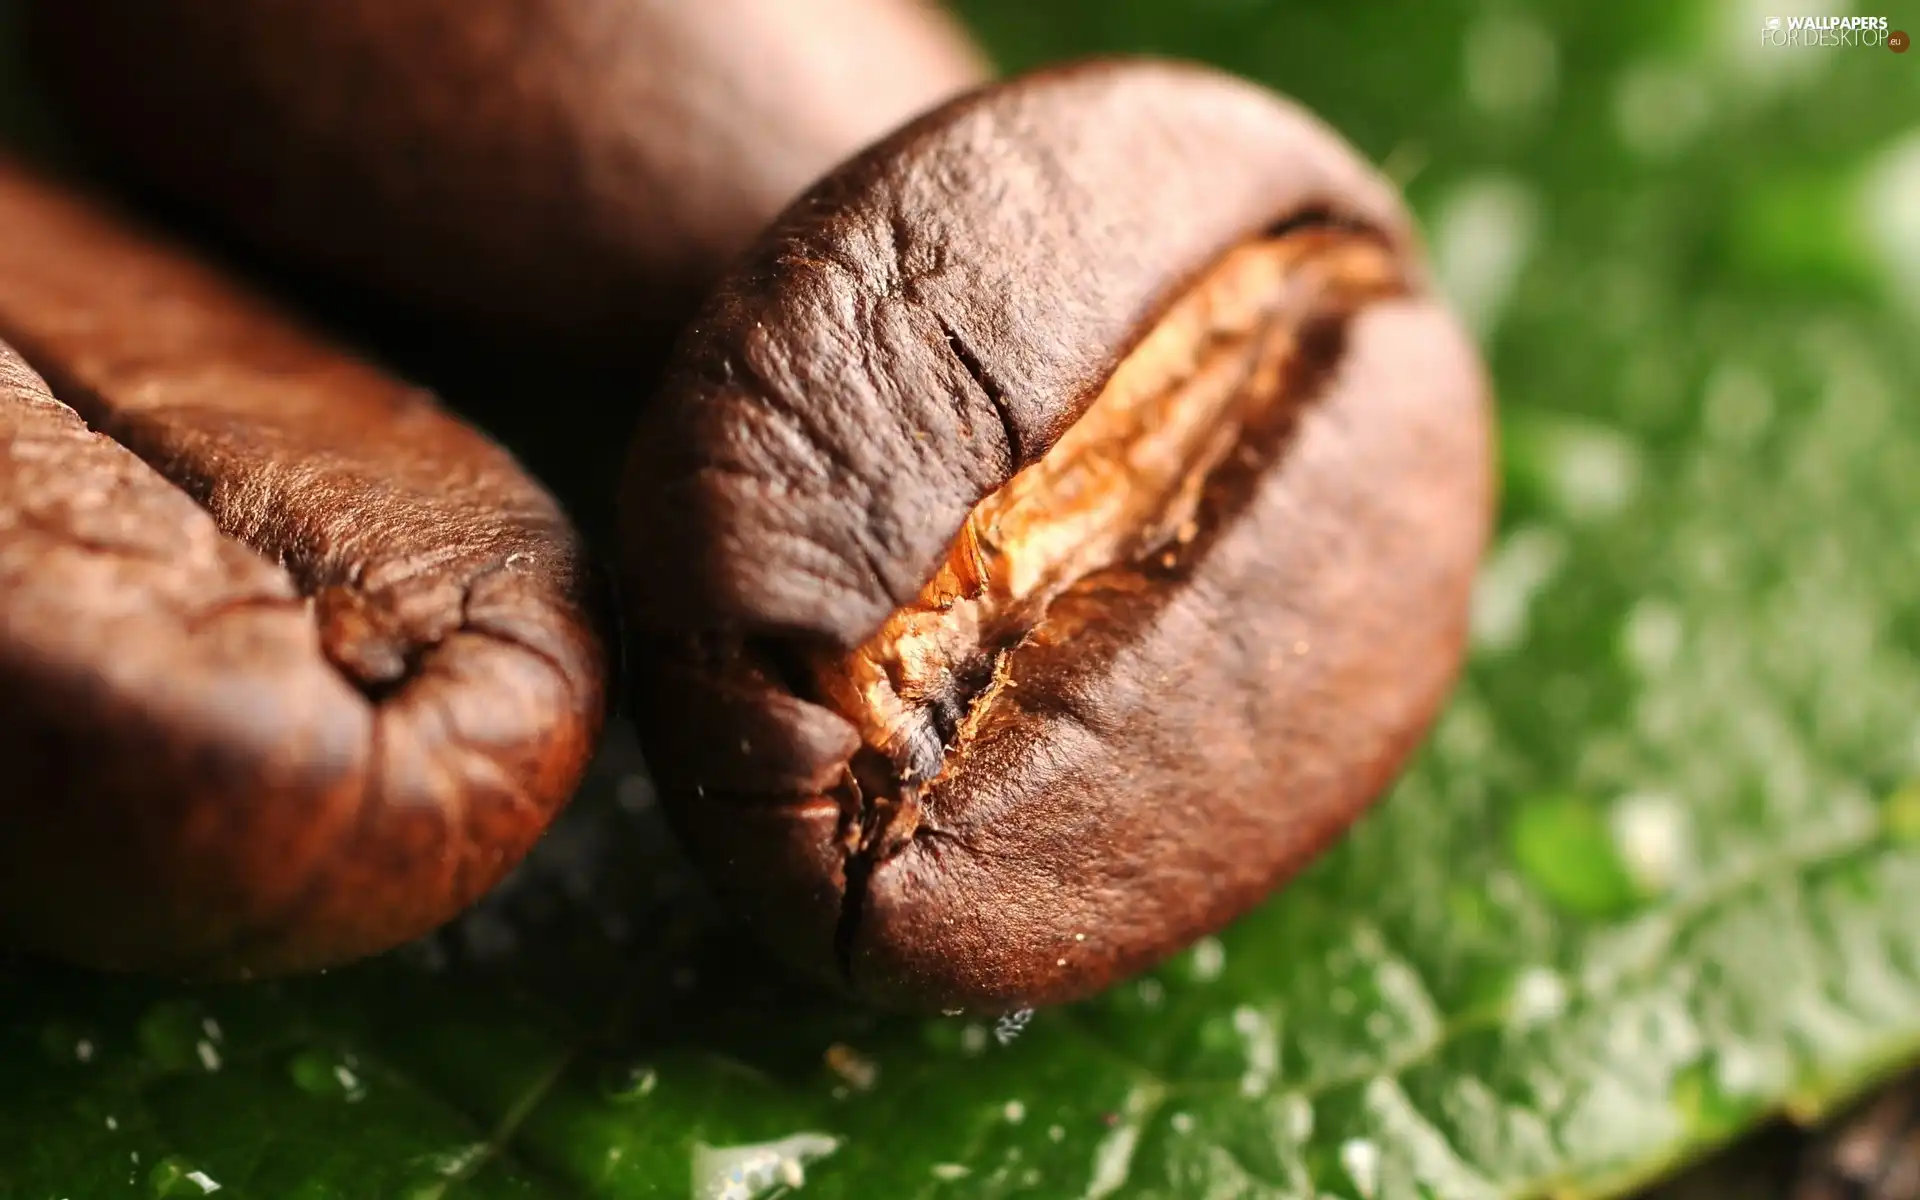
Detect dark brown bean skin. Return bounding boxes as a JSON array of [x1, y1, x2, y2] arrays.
[[0, 160, 607, 979], [18, 0, 989, 356], [618, 59, 1495, 1013]]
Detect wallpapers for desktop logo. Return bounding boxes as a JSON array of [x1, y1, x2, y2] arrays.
[[1760, 14, 1907, 50]]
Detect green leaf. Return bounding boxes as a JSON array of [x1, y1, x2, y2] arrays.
[[5, 0, 1920, 1197]]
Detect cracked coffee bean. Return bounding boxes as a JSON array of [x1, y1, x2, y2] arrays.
[[0, 159, 607, 979], [618, 59, 1496, 1012], [19, 0, 989, 355]]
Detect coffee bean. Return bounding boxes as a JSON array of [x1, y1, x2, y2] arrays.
[[0, 159, 607, 978], [19, 0, 989, 355], [618, 60, 1495, 1012]]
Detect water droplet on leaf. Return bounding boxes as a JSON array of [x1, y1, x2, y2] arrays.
[[138, 1002, 212, 1072], [1508, 793, 1644, 916], [691, 1132, 839, 1200], [1187, 937, 1226, 982], [1340, 1139, 1382, 1199], [287, 1049, 369, 1102], [598, 1061, 659, 1104], [1508, 966, 1571, 1027], [1671, 1052, 1769, 1138], [39, 1020, 101, 1065], [148, 1157, 221, 1196]]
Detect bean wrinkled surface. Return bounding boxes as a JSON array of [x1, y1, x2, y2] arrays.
[[620, 59, 1495, 1012]]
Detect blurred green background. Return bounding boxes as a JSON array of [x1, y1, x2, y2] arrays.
[[2, 1, 1919, 1198]]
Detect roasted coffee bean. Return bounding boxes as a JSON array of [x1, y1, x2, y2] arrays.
[[0, 159, 607, 978], [19, 0, 989, 354], [618, 59, 1495, 1012]]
